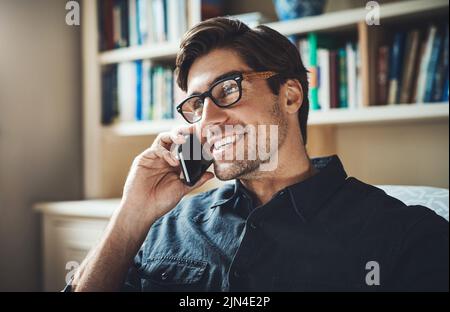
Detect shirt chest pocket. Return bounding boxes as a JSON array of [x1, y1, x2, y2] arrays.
[[139, 256, 208, 292]]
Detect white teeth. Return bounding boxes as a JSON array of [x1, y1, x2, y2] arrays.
[[212, 134, 244, 151]]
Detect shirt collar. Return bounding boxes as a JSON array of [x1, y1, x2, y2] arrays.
[[284, 155, 348, 221], [209, 155, 348, 221]]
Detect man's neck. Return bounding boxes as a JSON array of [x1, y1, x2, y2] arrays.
[[240, 147, 316, 207]]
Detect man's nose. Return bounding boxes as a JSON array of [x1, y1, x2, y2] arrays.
[[196, 97, 228, 141], [201, 97, 228, 125]]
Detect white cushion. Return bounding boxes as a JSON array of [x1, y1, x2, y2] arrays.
[[376, 185, 449, 221]]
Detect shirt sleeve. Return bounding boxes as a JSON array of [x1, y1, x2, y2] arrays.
[[61, 248, 145, 292], [120, 248, 145, 292], [389, 207, 449, 291]]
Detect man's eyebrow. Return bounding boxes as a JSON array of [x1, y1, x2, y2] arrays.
[[189, 70, 242, 96]]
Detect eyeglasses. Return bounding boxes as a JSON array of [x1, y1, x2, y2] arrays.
[[176, 71, 278, 124]]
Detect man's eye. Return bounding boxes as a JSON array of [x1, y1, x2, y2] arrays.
[[193, 99, 203, 109], [221, 84, 238, 96]]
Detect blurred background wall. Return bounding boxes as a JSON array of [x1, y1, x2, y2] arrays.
[[0, 0, 82, 291]]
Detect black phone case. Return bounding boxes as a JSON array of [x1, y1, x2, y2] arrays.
[[177, 134, 213, 186]]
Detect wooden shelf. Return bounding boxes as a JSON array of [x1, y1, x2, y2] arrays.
[[308, 102, 449, 126], [266, 0, 447, 36], [103, 103, 449, 136], [103, 119, 184, 136], [97, 0, 447, 65], [99, 41, 179, 65]]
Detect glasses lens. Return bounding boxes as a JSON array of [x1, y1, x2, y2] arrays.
[[181, 96, 203, 123], [211, 79, 240, 107]]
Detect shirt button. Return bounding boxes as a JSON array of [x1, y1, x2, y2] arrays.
[[249, 222, 257, 230], [161, 272, 169, 280], [233, 270, 240, 278]]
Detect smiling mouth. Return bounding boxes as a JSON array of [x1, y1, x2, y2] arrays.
[[210, 133, 246, 157]]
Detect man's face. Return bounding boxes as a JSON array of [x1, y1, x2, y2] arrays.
[[186, 49, 288, 180]]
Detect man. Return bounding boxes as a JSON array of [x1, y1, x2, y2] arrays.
[[69, 17, 448, 292]]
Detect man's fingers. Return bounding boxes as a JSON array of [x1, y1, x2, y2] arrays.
[[140, 145, 179, 166], [153, 125, 195, 150]]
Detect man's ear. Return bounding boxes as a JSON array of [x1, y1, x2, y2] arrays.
[[283, 79, 303, 114]]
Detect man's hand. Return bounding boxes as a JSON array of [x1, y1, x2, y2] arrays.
[[119, 126, 214, 227]]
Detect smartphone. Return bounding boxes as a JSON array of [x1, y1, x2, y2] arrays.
[[177, 133, 213, 186]]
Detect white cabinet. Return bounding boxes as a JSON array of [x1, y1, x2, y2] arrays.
[[34, 199, 119, 291]]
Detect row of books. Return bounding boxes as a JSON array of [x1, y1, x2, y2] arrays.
[[377, 24, 449, 106], [101, 62, 182, 124], [297, 35, 362, 111], [98, 0, 190, 50], [297, 24, 449, 110]]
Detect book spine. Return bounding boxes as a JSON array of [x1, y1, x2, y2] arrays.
[[416, 26, 437, 103], [103, 0, 115, 50], [308, 33, 320, 110], [135, 60, 143, 120], [424, 30, 442, 103], [346, 42, 357, 109], [388, 31, 405, 105], [356, 43, 363, 108], [399, 30, 420, 104], [432, 25, 449, 102], [318, 49, 330, 111], [128, 0, 138, 46], [120, 0, 129, 47], [137, 0, 148, 45], [377, 45, 389, 105], [338, 47, 348, 108], [443, 70, 449, 102], [142, 60, 151, 120], [112, 2, 122, 48], [329, 50, 339, 109]]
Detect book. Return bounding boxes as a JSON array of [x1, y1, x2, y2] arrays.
[[346, 42, 357, 109], [356, 43, 363, 108], [101, 0, 115, 50], [424, 29, 443, 102], [399, 30, 420, 104], [317, 49, 330, 110], [416, 25, 437, 103], [101, 65, 118, 125], [135, 60, 143, 120], [152, 0, 166, 42], [128, 0, 138, 46], [443, 70, 449, 102], [118, 62, 136, 122], [136, 0, 148, 45], [387, 31, 406, 105], [329, 50, 339, 109], [141, 60, 151, 120], [338, 47, 348, 108], [377, 45, 390, 105], [112, 0, 129, 48], [431, 25, 449, 102], [308, 33, 320, 110]]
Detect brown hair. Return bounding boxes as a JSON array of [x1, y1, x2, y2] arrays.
[[175, 17, 309, 145]]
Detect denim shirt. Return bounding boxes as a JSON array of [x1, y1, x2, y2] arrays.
[[118, 155, 448, 292]]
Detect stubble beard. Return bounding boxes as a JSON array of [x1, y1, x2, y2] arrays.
[[213, 99, 288, 181]]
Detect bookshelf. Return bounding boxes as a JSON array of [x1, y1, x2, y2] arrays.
[[83, 0, 449, 198]]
